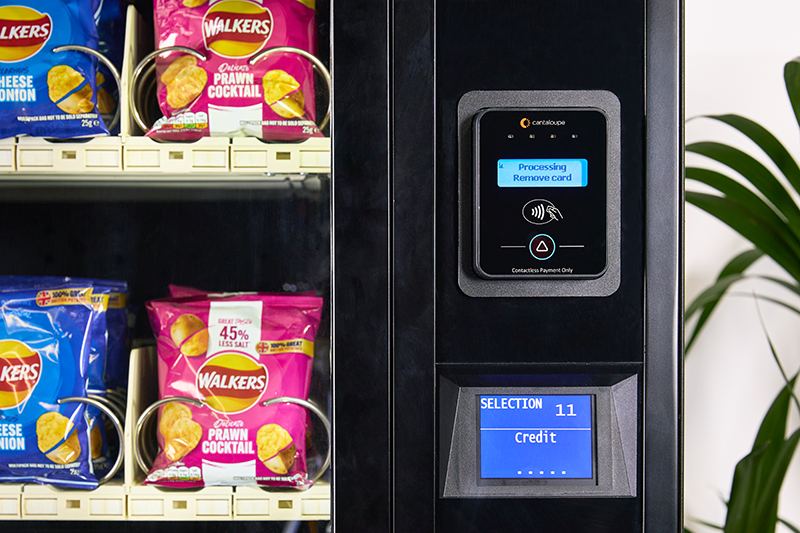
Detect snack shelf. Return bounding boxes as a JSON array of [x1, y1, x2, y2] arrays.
[[8, 480, 331, 521], [20, 481, 127, 520], [123, 346, 331, 521], [125, 481, 331, 521], [0, 139, 15, 172], [0, 4, 331, 179], [0, 136, 330, 178], [0, 347, 330, 521], [0, 484, 22, 520]]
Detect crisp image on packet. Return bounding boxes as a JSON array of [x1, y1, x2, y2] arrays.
[[147, 0, 322, 141], [0, 283, 98, 488], [0, 0, 109, 139], [145, 292, 323, 488]]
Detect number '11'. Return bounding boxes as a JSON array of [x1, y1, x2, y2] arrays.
[[556, 404, 576, 417]]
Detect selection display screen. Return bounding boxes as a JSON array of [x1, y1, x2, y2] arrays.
[[497, 159, 588, 188], [479, 395, 594, 479]]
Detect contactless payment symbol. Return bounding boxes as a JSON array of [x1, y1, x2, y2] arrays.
[[530, 234, 556, 260], [523, 199, 563, 225]]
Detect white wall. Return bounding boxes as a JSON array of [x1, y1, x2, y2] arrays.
[[685, 0, 800, 531]]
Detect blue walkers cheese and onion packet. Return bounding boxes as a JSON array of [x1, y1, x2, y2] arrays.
[[0, 282, 99, 488], [0, 0, 109, 139], [0, 276, 131, 480]]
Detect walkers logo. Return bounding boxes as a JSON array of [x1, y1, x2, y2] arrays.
[[196, 352, 268, 413], [0, 6, 52, 63], [202, 0, 272, 58], [0, 340, 41, 409]]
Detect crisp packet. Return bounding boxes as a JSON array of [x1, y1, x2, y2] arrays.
[[168, 284, 315, 298], [95, 0, 127, 134], [0, 283, 98, 488], [145, 292, 322, 487], [0, 0, 109, 139], [147, 0, 322, 141], [0, 276, 131, 395], [103, 285, 133, 394], [168, 284, 214, 298], [81, 278, 131, 478], [0, 276, 130, 478]]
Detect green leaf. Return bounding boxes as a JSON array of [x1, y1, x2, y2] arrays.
[[725, 441, 770, 533], [685, 273, 744, 354], [687, 142, 800, 241], [687, 192, 800, 282], [757, 275, 800, 299], [687, 168, 794, 238], [693, 519, 724, 530], [686, 274, 745, 321], [755, 428, 800, 530], [726, 291, 800, 321], [779, 518, 800, 533], [754, 298, 800, 413], [784, 58, 800, 133], [723, 249, 766, 276], [753, 377, 795, 456], [702, 115, 800, 196], [725, 379, 799, 533], [685, 248, 764, 354]]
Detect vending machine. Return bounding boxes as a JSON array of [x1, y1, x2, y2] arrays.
[[331, 0, 682, 531], [0, 0, 681, 530]]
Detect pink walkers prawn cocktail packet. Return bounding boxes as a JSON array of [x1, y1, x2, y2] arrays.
[[145, 292, 322, 488], [147, 0, 322, 141]]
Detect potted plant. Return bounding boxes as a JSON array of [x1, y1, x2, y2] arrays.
[[685, 57, 800, 533]]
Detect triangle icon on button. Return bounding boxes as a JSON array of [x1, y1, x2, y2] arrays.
[[536, 241, 549, 253]]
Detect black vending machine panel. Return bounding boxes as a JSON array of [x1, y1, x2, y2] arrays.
[[332, 0, 681, 531]]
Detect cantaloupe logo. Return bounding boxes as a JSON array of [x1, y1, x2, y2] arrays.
[[0, 6, 52, 62], [0, 340, 41, 409], [202, 0, 272, 58], [196, 352, 267, 413]]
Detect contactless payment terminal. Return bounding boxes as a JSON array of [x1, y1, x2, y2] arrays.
[[474, 108, 609, 279]]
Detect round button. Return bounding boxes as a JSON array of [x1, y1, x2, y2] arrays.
[[529, 234, 556, 260]]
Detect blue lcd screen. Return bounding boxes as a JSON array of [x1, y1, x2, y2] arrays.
[[479, 395, 594, 479], [497, 159, 588, 187]]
